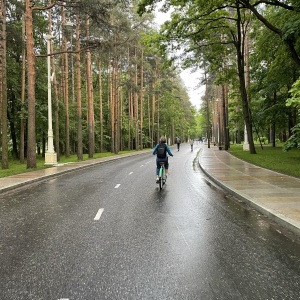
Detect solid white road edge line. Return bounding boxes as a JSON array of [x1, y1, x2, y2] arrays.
[[94, 208, 104, 221]]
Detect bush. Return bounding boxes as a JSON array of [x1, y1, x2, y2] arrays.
[[257, 136, 268, 144], [283, 123, 300, 152]]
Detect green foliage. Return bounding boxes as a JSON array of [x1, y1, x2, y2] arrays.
[[282, 13, 300, 42], [257, 137, 268, 145], [286, 78, 300, 107], [283, 123, 300, 151]]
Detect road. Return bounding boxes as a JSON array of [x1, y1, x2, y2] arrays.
[[1, 143, 300, 299]]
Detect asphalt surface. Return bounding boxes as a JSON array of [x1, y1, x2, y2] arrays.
[[0, 144, 299, 238], [0, 144, 300, 299]]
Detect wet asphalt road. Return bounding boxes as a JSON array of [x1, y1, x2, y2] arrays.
[[0, 143, 300, 300]]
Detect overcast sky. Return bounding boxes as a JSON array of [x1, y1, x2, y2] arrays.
[[154, 7, 204, 110]]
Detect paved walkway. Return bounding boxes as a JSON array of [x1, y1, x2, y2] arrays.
[[0, 147, 299, 237], [199, 145, 300, 237]]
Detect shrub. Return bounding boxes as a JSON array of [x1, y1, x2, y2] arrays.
[[283, 123, 300, 151]]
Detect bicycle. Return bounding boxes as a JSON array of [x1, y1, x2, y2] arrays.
[[158, 162, 167, 190]]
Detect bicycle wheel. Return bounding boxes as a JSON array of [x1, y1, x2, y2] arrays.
[[159, 166, 164, 190], [159, 176, 163, 190]]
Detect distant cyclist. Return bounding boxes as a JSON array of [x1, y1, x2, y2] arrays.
[[153, 136, 173, 183], [176, 136, 181, 151]]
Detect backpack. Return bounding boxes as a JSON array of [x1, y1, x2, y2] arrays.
[[157, 143, 167, 158]]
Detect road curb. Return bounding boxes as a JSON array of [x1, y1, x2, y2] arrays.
[[198, 148, 300, 237], [0, 150, 152, 194]]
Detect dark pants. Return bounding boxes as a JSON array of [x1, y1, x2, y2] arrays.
[[156, 157, 169, 175]]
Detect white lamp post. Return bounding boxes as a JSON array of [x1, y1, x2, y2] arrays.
[[44, 33, 57, 165], [44, 20, 73, 165]]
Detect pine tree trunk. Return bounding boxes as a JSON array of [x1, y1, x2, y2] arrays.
[[204, 68, 211, 148], [222, 85, 229, 150], [20, 1, 26, 164], [120, 89, 123, 151], [157, 96, 160, 141], [0, 1, 2, 154], [98, 59, 103, 153], [70, 38, 75, 153], [147, 93, 151, 147], [62, 9, 70, 158], [25, 0, 36, 168], [110, 60, 115, 153], [134, 47, 139, 150], [151, 61, 157, 146], [127, 48, 132, 150], [224, 84, 230, 149], [140, 48, 144, 150], [151, 83, 155, 147], [87, 45, 94, 158], [114, 60, 119, 154], [0, 0, 8, 168], [76, 15, 83, 160], [128, 87, 132, 150]]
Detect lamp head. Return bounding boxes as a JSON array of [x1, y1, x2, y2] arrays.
[[63, 19, 73, 35]]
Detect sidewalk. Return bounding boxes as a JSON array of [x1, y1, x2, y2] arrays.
[[198, 145, 300, 237]]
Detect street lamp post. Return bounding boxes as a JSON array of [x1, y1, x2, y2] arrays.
[[44, 20, 73, 165], [44, 34, 57, 165]]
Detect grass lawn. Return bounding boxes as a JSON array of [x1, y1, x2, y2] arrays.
[[0, 150, 148, 178], [228, 144, 300, 178]]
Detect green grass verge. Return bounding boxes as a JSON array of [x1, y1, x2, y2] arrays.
[[0, 149, 150, 178], [228, 144, 300, 178]]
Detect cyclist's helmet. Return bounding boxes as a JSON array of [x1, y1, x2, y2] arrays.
[[160, 136, 166, 143]]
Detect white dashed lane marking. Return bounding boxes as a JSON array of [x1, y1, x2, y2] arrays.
[[94, 208, 104, 221], [114, 184, 121, 188], [129, 172, 133, 175]]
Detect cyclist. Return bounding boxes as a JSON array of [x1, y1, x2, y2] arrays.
[[153, 136, 173, 183]]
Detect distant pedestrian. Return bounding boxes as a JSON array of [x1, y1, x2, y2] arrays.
[[176, 137, 181, 151], [190, 139, 194, 151]]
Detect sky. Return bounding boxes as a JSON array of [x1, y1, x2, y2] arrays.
[[154, 7, 205, 110]]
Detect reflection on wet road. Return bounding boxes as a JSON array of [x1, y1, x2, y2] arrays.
[[0, 143, 299, 299]]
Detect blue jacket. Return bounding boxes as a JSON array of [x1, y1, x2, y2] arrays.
[[153, 143, 173, 157]]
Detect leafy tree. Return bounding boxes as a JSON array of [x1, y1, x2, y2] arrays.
[[239, 0, 300, 68], [283, 123, 300, 151], [138, 0, 257, 153], [2, 0, 197, 170], [283, 78, 300, 151]]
